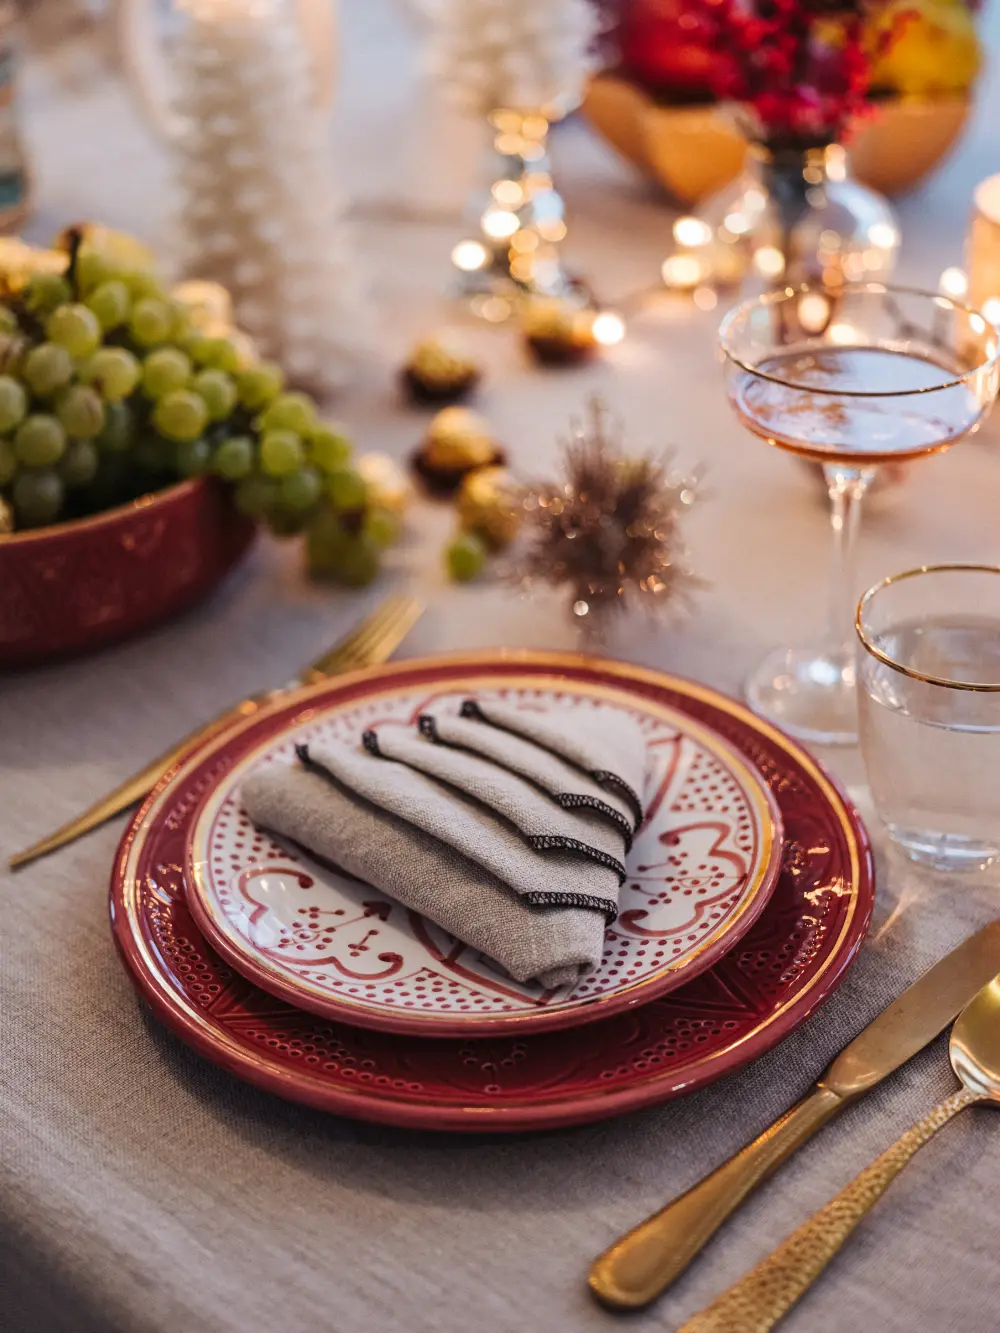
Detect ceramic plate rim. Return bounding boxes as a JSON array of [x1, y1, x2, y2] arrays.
[[110, 650, 874, 1132], [182, 676, 784, 1037]]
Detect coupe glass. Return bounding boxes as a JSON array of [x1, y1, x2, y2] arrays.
[[857, 564, 1000, 871], [719, 283, 999, 745]]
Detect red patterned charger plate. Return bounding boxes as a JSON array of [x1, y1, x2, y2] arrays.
[[110, 652, 874, 1133]]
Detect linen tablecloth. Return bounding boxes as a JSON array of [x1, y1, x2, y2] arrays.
[[5, 5, 1000, 1330]]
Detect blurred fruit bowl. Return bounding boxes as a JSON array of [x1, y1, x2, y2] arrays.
[[0, 476, 255, 669], [582, 75, 973, 206]]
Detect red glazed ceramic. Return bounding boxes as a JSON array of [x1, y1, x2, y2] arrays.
[[185, 676, 783, 1037], [110, 652, 875, 1134], [0, 478, 255, 669]]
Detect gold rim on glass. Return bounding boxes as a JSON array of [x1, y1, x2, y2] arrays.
[[718, 282, 1000, 398], [856, 562, 1000, 691]]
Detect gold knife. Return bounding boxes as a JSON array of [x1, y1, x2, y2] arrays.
[[589, 917, 1000, 1311], [9, 594, 423, 871]]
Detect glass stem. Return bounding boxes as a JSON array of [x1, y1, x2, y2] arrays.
[[824, 464, 875, 665]]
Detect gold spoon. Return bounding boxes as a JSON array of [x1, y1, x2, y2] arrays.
[[679, 972, 1000, 1333]]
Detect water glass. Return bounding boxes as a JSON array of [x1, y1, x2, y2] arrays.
[[856, 564, 1000, 871]]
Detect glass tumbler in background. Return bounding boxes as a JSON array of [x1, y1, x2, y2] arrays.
[[856, 565, 1000, 871]]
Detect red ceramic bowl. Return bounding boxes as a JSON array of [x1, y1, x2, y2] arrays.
[[0, 478, 256, 669]]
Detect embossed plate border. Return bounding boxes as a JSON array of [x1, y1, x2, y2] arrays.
[[110, 652, 874, 1133]]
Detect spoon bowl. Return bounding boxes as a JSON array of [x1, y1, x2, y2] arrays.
[[950, 975, 1000, 1101]]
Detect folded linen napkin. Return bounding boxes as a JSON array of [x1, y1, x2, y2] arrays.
[[359, 725, 629, 872], [457, 699, 646, 830], [242, 701, 648, 989], [416, 707, 639, 849], [296, 739, 622, 917], [241, 764, 604, 989]]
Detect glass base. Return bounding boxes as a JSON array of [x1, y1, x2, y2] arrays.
[[745, 646, 858, 746], [887, 826, 999, 873]]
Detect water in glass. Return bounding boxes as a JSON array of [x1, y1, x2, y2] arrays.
[[858, 615, 1000, 870]]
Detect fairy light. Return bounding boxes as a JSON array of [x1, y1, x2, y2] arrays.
[[482, 209, 520, 240], [591, 311, 626, 346], [798, 292, 831, 332], [868, 222, 899, 250], [753, 246, 786, 279], [829, 322, 859, 344], [452, 240, 489, 272], [983, 297, 1000, 327], [673, 216, 713, 248], [662, 254, 705, 289], [939, 266, 969, 300], [492, 179, 524, 208]]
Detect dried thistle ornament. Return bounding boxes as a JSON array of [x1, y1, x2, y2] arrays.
[[512, 399, 702, 640]]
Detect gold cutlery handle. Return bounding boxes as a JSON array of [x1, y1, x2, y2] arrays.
[[589, 1084, 845, 1310], [679, 1085, 979, 1333]]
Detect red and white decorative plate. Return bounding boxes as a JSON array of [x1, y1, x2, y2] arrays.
[[184, 678, 782, 1036], [110, 652, 874, 1133]]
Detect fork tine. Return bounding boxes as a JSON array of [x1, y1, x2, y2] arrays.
[[304, 595, 421, 681]]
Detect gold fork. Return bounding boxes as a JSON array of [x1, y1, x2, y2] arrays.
[[9, 593, 424, 870]]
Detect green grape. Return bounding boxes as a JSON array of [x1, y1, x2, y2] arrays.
[[80, 346, 141, 402], [125, 270, 166, 301], [236, 361, 284, 410], [75, 249, 119, 295], [364, 506, 401, 548], [85, 280, 130, 331], [46, 304, 102, 358], [199, 337, 241, 374], [278, 466, 322, 512], [0, 437, 16, 484], [445, 531, 487, 582], [336, 534, 382, 587], [183, 332, 214, 366], [95, 401, 134, 454], [259, 429, 305, 477], [23, 343, 74, 398], [134, 434, 170, 473], [25, 273, 72, 314], [12, 468, 64, 527], [212, 434, 254, 481], [191, 368, 237, 421], [141, 348, 192, 400], [176, 437, 211, 477], [309, 423, 351, 473], [168, 300, 192, 337], [14, 414, 67, 467], [326, 466, 366, 512], [58, 438, 99, 488], [306, 510, 352, 579], [259, 392, 317, 436], [235, 474, 279, 517], [0, 334, 26, 378], [129, 298, 174, 348], [152, 389, 209, 443], [56, 385, 105, 440], [0, 375, 27, 432], [266, 508, 307, 539]]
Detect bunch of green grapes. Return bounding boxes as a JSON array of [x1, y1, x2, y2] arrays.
[[0, 231, 396, 586]]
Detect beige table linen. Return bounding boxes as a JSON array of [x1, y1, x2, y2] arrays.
[[5, 5, 1000, 1331]]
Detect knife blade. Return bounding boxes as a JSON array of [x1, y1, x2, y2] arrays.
[[589, 918, 1000, 1311]]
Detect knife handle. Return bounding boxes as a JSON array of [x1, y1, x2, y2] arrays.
[[588, 1084, 845, 1311]]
